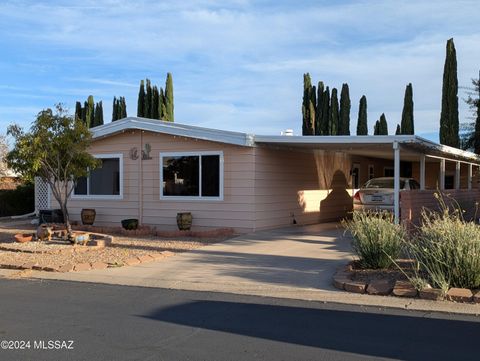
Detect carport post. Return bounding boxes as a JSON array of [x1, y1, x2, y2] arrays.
[[420, 154, 426, 190], [455, 162, 461, 190], [468, 164, 472, 190], [440, 159, 445, 190], [393, 141, 400, 224]]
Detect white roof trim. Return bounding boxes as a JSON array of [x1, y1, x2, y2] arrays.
[[91, 117, 255, 147]]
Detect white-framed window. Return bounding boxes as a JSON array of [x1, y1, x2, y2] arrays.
[[72, 153, 123, 200], [160, 151, 224, 201]]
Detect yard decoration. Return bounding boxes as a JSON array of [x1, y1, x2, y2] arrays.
[[6, 104, 99, 241], [121, 219, 139, 230], [176, 212, 192, 231], [14, 233, 33, 243], [81, 208, 96, 225]]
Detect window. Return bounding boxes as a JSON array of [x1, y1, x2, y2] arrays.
[[161, 151, 223, 200], [73, 154, 123, 199], [368, 164, 375, 179]]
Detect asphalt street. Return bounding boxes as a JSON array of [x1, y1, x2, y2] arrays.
[[0, 278, 479, 361]]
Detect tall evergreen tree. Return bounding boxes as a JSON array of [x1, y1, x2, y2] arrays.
[[81, 102, 87, 124], [379, 113, 388, 135], [374, 120, 380, 135], [302, 73, 315, 135], [74, 101, 82, 122], [93, 101, 103, 127], [159, 88, 167, 120], [145, 79, 152, 118], [315, 82, 324, 135], [112, 97, 118, 121], [440, 38, 459, 147], [85, 95, 95, 128], [137, 80, 145, 117], [152, 86, 160, 120], [329, 88, 339, 135], [321, 87, 330, 135], [339, 83, 351, 135], [400, 83, 414, 134], [120, 96, 127, 118], [356, 96, 368, 135], [165, 73, 174, 122], [395, 124, 401, 135]]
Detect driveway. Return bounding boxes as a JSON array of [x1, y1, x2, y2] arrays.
[[26, 223, 353, 294]]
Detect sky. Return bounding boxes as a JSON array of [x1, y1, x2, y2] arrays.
[[0, 0, 479, 141]]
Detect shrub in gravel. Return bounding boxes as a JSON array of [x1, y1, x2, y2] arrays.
[[343, 211, 405, 269], [405, 198, 480, 291]]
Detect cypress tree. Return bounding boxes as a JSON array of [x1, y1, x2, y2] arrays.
[[93, 102, 103, 127], [440, 38, 459, 147], [374, 120, 380, 135], [379, 113, 388, 135], [165, 72, 174, 122], [329, 88, 339, 135], [315, 82, 324, 135], [159, 88, 167, 120], [74, 101, 82, 122], [137, 80, 145, 117], [98, 101, 103, 125], [152, 86, 160, 120], [82, 101, 87, 124], [401, 83, 414, 134], [321, 87, 330, 135], [474, 97, 480, 154], [395, 124, 401, 135], [145, 79, 152, 118], [85, 95, 95, 128], [339, 83, 351, 135], [356, 95, 368, 135], [112, 97, 118, 121], [302, 73, 315, 135], [121, 97, 127, 118]]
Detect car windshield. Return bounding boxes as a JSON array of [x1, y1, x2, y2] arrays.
[[364, 179, 405, 189]]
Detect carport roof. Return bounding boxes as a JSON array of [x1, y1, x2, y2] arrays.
[[254, 135, 480, 165]]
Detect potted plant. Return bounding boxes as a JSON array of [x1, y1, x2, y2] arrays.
[[81, 208, 96, 225], [176, 212, 192, 231]]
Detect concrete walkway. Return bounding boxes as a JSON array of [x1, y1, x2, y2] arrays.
[[4, 222, 480, 315]]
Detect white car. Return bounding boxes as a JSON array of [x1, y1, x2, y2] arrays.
[[353, 177, 420, 212]]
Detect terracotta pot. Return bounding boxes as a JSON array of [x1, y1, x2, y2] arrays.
[[15, 233, 33, 243], [176, 212, 192, 231], [81, 208, 96, 225]]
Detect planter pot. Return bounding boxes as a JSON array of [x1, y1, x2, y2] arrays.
[[81, 208, 96, 225], [176, 212, 192, 231], [14, 233, 33, 243], [121, 219, 139, 230]]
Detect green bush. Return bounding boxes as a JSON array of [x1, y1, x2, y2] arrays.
[[405, 203, 480, 291], [343, 211, 405, 269], [0, 183, 34, 217]]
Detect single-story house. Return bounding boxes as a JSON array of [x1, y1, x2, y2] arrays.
[[39, 117, 480, 233]]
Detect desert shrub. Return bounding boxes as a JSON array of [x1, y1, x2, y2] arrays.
[[405, 200, 480, 291], [343, 211, 405, 269], [0, 182, 34, 216]]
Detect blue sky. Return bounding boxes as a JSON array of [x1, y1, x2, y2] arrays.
[[0, 0, 479, 141]]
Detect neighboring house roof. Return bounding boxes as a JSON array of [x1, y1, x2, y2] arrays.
[[90, 117, 480, 165]]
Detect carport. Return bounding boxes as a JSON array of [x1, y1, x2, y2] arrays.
[[254, 135, 480, 224]]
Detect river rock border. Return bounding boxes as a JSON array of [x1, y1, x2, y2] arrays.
[[333, 261, 480, 304]]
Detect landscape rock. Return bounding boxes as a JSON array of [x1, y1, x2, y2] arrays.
[[446, 288, 473, 303], [90, 262, 108, 270], [58, 263, 74, 273], [125, 257, 141, 266], [473, 291, 480, 304], [344, 281, 366, 294], [419, 288, 445, 301], [74, 263, 91, 272], [366, 280, 394, 295], [392, 280, 418, 298]]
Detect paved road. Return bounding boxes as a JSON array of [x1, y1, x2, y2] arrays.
[[0, 279, 479, 361]]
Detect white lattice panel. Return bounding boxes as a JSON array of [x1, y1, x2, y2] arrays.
[[35, 177, 50, 211]]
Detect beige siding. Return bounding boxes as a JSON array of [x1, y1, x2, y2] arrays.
[[253, 147, 354, 230], [58, 130, 256, 233]]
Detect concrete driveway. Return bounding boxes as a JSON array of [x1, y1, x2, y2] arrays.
[[29, 223, 353, 295]]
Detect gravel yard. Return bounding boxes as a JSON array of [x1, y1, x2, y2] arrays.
[[0, 219, 231, 271]]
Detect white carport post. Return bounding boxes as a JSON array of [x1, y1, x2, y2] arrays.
[[393, 141, 400, 224], [455, 162, 461, 190], [440, 159, 446, 190], [420, 154, 426, 190], [468, 164, 473, 190]]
